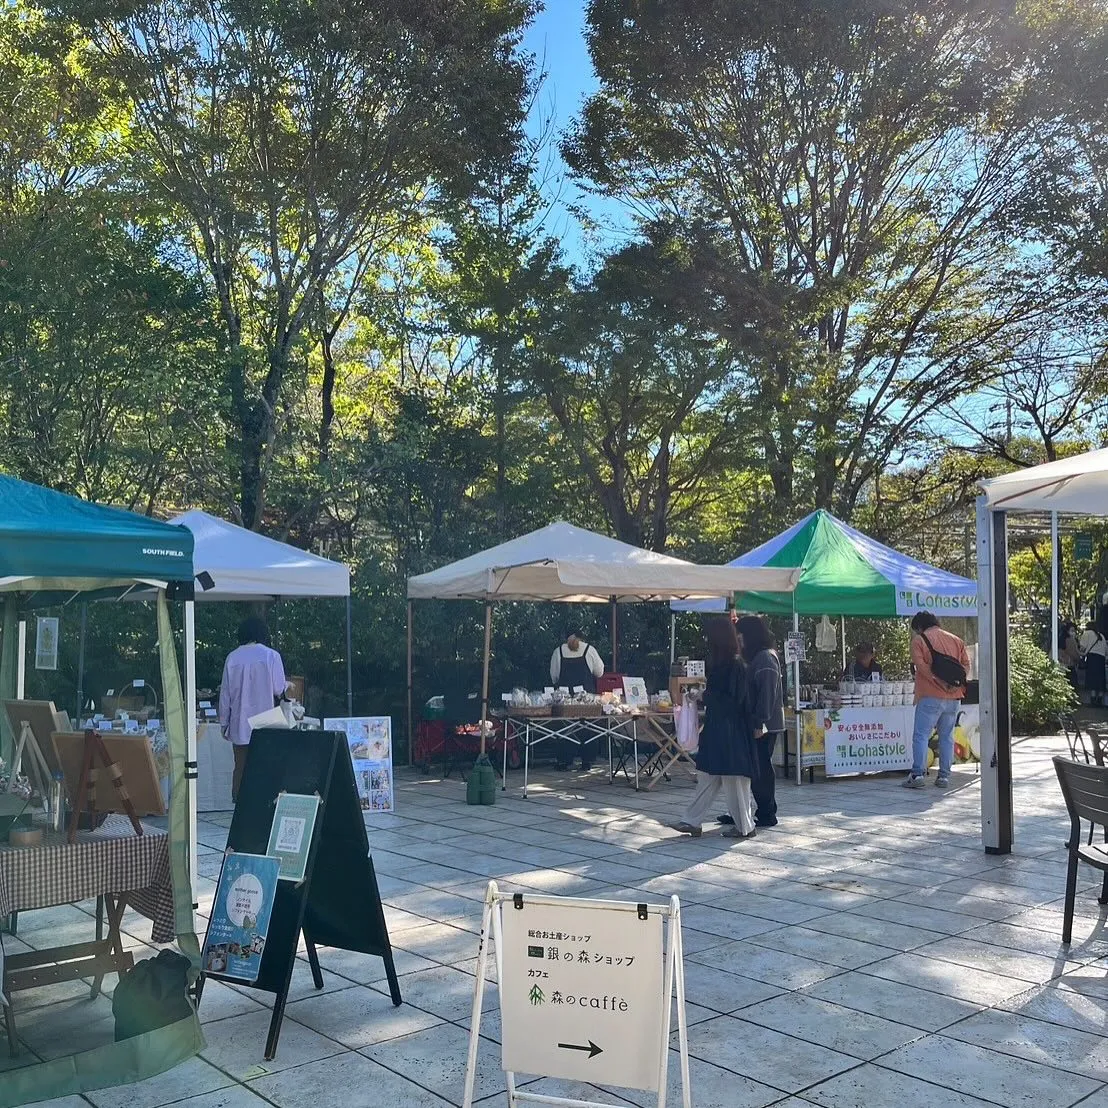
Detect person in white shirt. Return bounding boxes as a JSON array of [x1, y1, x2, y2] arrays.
[[218, 617, 288, 801], [1080, 622, 1107, 707], [549, 630, 605, 771]]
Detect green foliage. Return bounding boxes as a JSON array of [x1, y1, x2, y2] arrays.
[[1009, 634, 1077, 735]]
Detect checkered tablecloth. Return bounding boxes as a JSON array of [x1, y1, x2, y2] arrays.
[[0, 815, 174, 943]]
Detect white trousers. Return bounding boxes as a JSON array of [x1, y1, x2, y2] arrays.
[[681, 772, 754, 833]]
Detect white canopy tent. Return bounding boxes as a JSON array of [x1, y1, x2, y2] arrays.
[[405, 521, 799, 754], [976, 448, 1108, 855], [74, 509, 352, 888]]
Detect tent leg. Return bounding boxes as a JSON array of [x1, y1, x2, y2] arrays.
[[610, 598, 618, 671], [76, 603, 88, 719], [670, 614, 676, 665], [1051, 511, 1059, 663], [184, 600, 199, 908], [17, 619, 25, 699], [407, 600, 414, 768], [346, 594, 354, 716], [840, 616, 847, 673], [793, 612, 801, 786], [977, 498, 1013, 854], [480, 603, 492, 757]]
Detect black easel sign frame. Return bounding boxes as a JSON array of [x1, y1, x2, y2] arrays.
[[194, 729, 402, 1059]]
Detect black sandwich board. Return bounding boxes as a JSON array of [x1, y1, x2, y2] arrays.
[[195, 729, 402, 1059]]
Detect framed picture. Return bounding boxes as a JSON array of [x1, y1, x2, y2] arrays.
[[324, 716, 395, 813], [622, 677, 649, 708]]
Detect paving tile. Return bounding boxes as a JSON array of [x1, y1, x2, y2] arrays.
[[197, 979, 268, 1025], [619, 1052, 785, 1108], [802, 1063, 1000, 1107], [362, 1020, 507, 1104], [199, 1008, 344, 1078], [251, 1049, 452, 1107], [313, 944, 438, 985], [372, 964, 493, 1023], [943, 1005, 1108, 1081], [805, 972, 982, 1032], [675, 960, 784, 1014], [736, 993, 924, 1061], [85, 1058, 233, 1108], [680, 904, 786, 941], [963, 921, 1108, 963], [844, 897, 982, 935], [803, 911, 946, 953], [286, 982, 444, 1048], [688, 941, 843, 990], [498, 1077, 634, 1105], [892, 887, 1019, 921], [880, 1034, 1099, 1107], [912, 935, 1076, 985], [863, 952, 1037, 1005], [744, 927, 896, 970], [684, 1014, 858, 1094], [392, 921, 482, 964], [1000, 982, 1108, 1035]]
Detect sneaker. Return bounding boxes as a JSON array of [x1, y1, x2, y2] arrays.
[[671, 822, 703, 838], [716, 813, 736, 825], [902, 774, 927, 789], [755, 818, 779, 828], [722, 826, 756, 839], [934, 774, 950, 789]]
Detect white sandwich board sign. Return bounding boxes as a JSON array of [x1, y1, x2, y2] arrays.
[[462, 883, 690, 1108]]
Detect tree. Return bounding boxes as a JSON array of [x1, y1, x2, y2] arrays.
[[565, 0, 1053, 520], [76, 0, 535, 528]]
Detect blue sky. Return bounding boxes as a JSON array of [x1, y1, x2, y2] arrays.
[[521, 1, 629, 265]]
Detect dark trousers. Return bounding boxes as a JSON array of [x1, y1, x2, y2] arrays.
[[232, 743, 250, 803], [753, 732, 781, 826], [557, 736, 596, 769]]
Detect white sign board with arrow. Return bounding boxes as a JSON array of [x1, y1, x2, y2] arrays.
[[462, 884, 690, 1108]]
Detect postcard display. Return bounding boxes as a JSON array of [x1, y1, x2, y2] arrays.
[[324, 716, 395, 813], [195, 729, 402, 1059]]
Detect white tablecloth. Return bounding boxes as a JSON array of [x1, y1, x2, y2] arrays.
[[196, 722, 235, 812]]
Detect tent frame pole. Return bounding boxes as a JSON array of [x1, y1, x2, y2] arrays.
[[840, 616, 847, 673], [17, 619, 25, 699], [1050, 511, 1059, 663], [669, 614, 676, 664], [406, 600, 414, 767], [345, 594, 354, 716], [793, 610, 801, 787], [479, 602, 492, 756], [76, 602, 88, 718], [610, 597, 618, 671], [184, 599, 199, 908]]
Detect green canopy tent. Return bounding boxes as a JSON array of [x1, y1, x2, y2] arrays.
[[673, 510, 978, 784], [0, 474, 203, 1108]]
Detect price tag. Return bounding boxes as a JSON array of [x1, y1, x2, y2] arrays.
[[199, 700, 212, 709], [543, 686, 554, 694], [573, 686, 584, 694], [123, 719, 140, 733], [106, 689, 115, 698], [501, 693, 512, 702], [97, 720, 114, 732], [147, 719, 161, 732], [133, 679, 145, 688]]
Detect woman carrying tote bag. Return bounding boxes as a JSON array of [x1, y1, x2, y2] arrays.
[[671, 617, 759, 839]]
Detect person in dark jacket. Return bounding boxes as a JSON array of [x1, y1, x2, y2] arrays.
[[671, 617, 759, 839], [718, 615, 784, 829]]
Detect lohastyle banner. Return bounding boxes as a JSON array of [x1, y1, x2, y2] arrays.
[[895, 587, 977, 616]]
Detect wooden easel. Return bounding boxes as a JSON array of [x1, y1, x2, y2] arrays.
[[66, 729, 143, 843], [9, 721, 51, 801]]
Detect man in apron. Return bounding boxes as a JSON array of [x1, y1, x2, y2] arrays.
[[550, 630, 605, 771]]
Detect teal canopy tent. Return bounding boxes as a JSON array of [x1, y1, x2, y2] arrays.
[[0, 474, 203, 1108]]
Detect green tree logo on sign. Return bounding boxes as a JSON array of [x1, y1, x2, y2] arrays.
[[529, 985, 545, 1006]]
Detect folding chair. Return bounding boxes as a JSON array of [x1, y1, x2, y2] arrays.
[[1053, 756, 1108, 943]]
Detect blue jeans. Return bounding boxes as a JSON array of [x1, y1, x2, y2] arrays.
[[912, 697, 960, 777]]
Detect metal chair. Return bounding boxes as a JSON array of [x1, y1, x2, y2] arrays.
[[1053, 756, 1108, 943]]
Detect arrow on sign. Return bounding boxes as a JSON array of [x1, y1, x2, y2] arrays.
[[558, 1040, 602, 1059]]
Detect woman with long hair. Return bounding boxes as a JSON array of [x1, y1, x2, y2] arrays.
[[672, 617, 758, 839]]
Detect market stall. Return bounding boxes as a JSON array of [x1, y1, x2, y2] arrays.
[[0, 474, 202, 1106], [673, 510, 978, 781], [406, 521, 798, 795]]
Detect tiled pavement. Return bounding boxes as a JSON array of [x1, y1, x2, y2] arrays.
[[7, 733, 1108, 1107]]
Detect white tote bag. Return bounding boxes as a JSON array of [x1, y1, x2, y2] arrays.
[[674, 693, 699, 752]]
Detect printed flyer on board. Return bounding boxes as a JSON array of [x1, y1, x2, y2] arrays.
[[202, 852, 280, 983], [324, 716, 395, 812]]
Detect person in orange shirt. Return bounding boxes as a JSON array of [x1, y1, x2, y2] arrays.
[[904, 612, 971, 789]]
